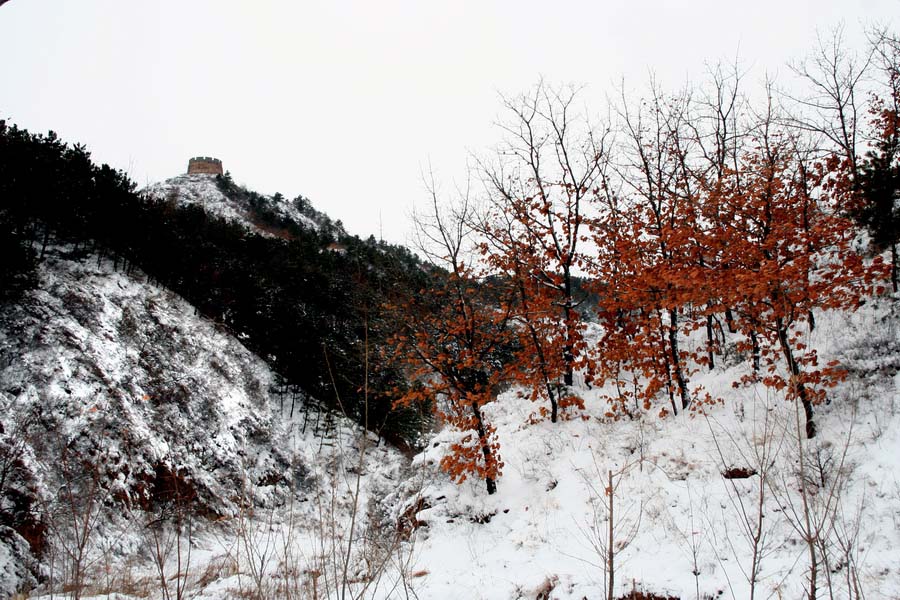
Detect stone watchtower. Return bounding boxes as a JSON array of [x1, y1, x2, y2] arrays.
[[187, 156, 224, 175]]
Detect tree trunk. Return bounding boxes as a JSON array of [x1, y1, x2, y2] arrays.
[[749, 328, 761, 372], [706, 312, 716, 371], [470, 399, 497, 495], [290, 386, 296, 419], [39, 225, 51, 260], [562, 294, 575, 388], [776, 318, 816, 438], [668, 308, 690, 410], [807, 536, 819, 600], [607, 469, 615, 600], [545, 376, 558, 424], [657, 312, 678, 416], [725, 307, 738, 333]]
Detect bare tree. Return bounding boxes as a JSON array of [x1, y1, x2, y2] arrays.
[[146, 478, 194, 600], [831, 490, 869, 599], [785, 24, 874, 179], [769, 396, 857, 600], [706, 391, 786, 600], [297, 330, 425, 600], [574, 457, 644, 600], [42, 443, 109, 600]]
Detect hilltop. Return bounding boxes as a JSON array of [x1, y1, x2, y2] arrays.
[[141, 172, 340, 240]]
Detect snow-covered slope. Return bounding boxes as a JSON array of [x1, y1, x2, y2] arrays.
[[0, 252, 292, 501], [141, 173, 324, 234], [4, 254, 899, 599], [396, 302, 900, 599], [0, 251, 412, 599], [0, 253, 294, 594]]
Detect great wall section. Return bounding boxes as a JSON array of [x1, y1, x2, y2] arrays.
[[187, 156, 223, 175]]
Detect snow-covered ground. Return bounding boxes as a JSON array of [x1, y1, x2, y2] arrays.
[[4, 251, 900, 599], [0, 252, 414, 599], [141, 174, 322, 233], [0, 253, 289, 595], [402, 304, 900, 599]]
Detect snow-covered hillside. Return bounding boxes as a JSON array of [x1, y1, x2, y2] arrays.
[[3, 254, 900, 599], [141, 174, 325, 235], [0, 253, 291, 594], [397, 302, 900, 599], [0, 252, 293, 491], [0, 251, 412, 599]]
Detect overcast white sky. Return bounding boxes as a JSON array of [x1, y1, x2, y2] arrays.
[[1, 1, 897, 244]]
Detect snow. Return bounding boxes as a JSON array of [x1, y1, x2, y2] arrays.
[[4, 250, 900, 599], [397, 303, 900, 599], [141, 173, 322, 234], [0, 527, 38, 597], [0, 250, 414, 598]]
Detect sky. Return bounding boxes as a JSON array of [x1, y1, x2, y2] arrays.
[[1, 1, 897, 245]]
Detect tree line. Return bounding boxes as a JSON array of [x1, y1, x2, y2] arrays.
[[390, 28, 900, 494]]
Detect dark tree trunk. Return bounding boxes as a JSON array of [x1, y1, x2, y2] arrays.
[[668, 309, 690, 410], [39, 226, 51, 260], [290, 386, 297, 418], [657, 311, 678, 416], [562, 283, 575, 388], [776, 318, 816, 439], [471, 399, 497, 495], [749, 328, 761, 372], [706, 312, 716, 371], [725, 307, 738, 333], [544, 368, 559, 424]]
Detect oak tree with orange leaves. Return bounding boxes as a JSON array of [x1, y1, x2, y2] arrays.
[[710, 113, 888, 437], [592, 82, 706, 416], [478, 82, 609, 422], [390, 179, 514, 495]]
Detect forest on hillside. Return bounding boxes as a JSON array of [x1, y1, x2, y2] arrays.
[[0, 120, 435, 447]]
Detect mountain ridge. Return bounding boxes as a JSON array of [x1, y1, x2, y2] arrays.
[[141, 172, 341, 240]]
